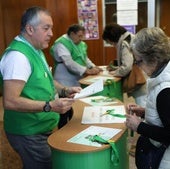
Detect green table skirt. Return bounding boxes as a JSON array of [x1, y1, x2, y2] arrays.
[[51, 130, 129, 169], [81, 80, 123, 101]]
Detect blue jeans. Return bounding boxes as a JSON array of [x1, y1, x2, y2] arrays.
[[6, 132, 52, 169]]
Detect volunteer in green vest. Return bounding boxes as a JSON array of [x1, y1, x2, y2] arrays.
[[0, 6, 81, 169], [50, 24, 102, 87]]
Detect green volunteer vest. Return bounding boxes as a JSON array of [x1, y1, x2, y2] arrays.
[[2, 39, 60, 135], [0, 72, 2, 96], [50, 35, 88, 67]]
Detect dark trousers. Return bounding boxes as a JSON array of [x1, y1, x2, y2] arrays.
[[58, 108, 73, 129], [6, 132, 52, 169]]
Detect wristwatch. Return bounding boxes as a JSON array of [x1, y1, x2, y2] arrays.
[[43, 101, 51, 112]]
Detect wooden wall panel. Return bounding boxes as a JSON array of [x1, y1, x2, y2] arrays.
[[45, 0, 79, 66], [160, 0, 170, 36], [0, 0, 109, 67], [1, 0, 169, 67], [0, 2, 5, 55], [1, 0, 46, 46], [46, 0, 105, 66], [104, 46, 116, 64]]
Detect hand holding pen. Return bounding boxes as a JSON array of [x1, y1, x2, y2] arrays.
[[125, 103, 144, 134], [126, 103, 145, 118]]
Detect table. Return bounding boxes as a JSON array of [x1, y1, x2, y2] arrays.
[[48, 100, 129, 169], [79, 66, 123, 101]]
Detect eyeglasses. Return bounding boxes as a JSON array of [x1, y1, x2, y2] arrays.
[[134, 59, 143, 66]]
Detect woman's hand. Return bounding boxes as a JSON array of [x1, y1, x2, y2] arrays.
[[126, 103, 145, 117], [107, 60, 118, 71], [109, 70, 116, 76], [125, 113, 143, 132]]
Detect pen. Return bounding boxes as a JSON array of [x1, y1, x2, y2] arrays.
[[100, 109, 126, 118], [129, 106, 134, 137]]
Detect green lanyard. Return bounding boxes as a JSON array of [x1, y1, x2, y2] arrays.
[[19, 35, 50, 73], [105, 79, 116, 86], [91, 97, 116, 103], [101, 109, 126, 118], [88, 135, 119, 166]]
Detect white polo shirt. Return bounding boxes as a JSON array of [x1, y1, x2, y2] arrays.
[[0, 36, 31, 82]]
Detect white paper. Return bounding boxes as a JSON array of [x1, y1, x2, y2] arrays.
[[116, 0, 138, 26], [98, 66, 113, 76], [81, 105, 126, 124], [67, 125, 122, 147], [117, 0, 137, 10], [74, 79, 104, 99], [83, 76, 114, 83], [117, 10, 137, 25]]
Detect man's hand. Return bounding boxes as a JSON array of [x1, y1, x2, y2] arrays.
[[65, 86, 82, 98], [85, 67, 101, 75], [50, 98, 74, 114]]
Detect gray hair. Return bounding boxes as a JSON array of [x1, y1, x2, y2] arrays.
[[20, 6, 51, 33], [131, 27, 170, 65]]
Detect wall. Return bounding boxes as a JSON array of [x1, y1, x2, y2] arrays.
[[160, 0, 170, 36], [0, 0, 170, 67], [46, 0, 111, 66], [0, 0, 108, 67], [0, 2, 5, 53], [47, 0, 115, 66]]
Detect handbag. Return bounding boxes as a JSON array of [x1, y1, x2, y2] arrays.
[[122, 64, 146, 93], [135, 136, 167, 169]]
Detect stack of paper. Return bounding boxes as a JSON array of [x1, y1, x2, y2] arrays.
[[81, 105, 126, 124]]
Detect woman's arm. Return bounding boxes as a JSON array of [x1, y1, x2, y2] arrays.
[[138, 88, 170, 144]]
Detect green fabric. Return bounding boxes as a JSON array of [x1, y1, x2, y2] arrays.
[[0, 72, 3, 96], [51, 130, 129, 169], [91, 97, 116, 103], [88, 135, 119, 166], [50, 35, 87, 66], [83, 79, 123, 101], [2, 40, 60, 135], [101, 109, 126, 118]]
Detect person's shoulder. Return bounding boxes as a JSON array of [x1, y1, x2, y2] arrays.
[[5, 50, 25, 57], [63, 34, 68, 38], [129, 33, 135, 40], [53, 34, 67, 43], [122, 32, 134, 48], [80, 41, 87, 46], [1, 50, 27, 64]]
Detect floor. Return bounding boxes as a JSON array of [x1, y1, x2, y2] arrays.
[[0, 95, 137, 169]]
